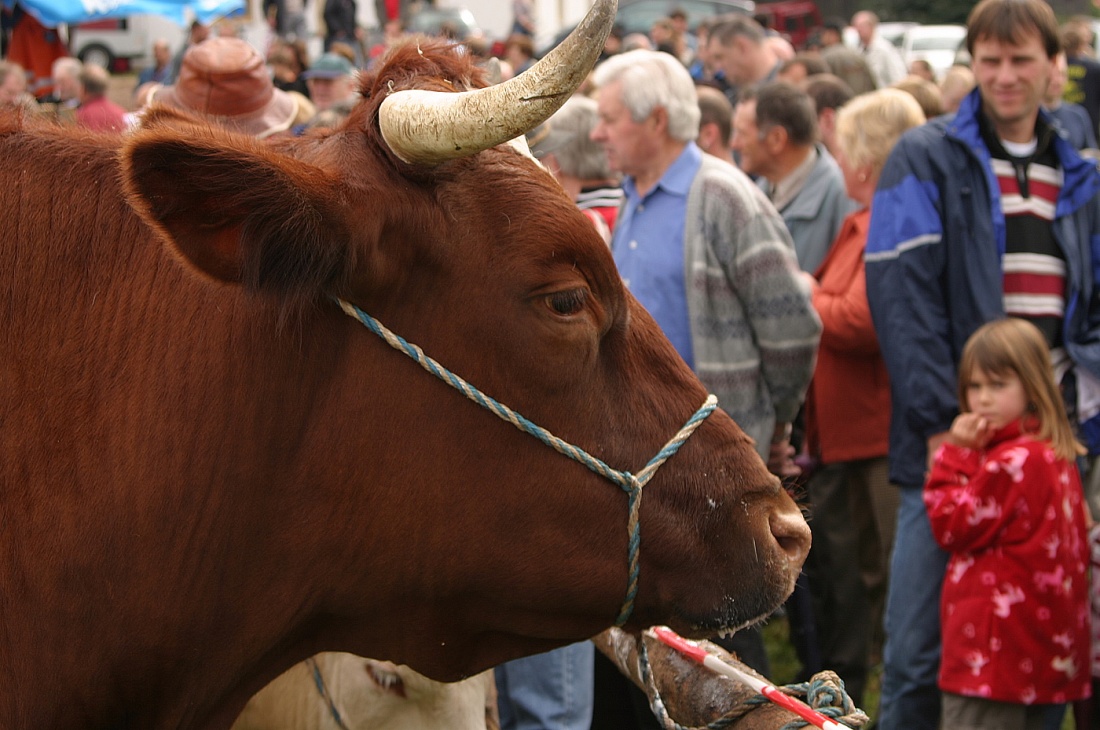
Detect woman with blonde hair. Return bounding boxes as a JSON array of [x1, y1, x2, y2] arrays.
[[799, 87, 926, 706], [892, 75, 945, 120], [939, 64, 975, 115]]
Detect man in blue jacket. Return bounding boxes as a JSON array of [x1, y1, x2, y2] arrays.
[[864, 0, 1100, 727]]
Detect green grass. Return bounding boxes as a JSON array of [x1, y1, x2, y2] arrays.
[[761, 615, 881, 725]]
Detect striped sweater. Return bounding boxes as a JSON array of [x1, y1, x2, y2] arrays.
[[682, 154, 821, 458]]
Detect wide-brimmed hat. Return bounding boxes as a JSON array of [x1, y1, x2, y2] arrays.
[[154, 37, 302, 139], [301, 53, 355, 79]]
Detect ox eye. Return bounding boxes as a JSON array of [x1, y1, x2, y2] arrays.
[[546, 289, 588, 317]]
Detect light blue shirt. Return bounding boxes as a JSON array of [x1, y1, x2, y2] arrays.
[[612, 142, 703, 369]]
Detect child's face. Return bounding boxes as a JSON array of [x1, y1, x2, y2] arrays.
[[965, 367, 1029, 431]]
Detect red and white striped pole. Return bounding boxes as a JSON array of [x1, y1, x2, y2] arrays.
[[650, 626, 853, 730]]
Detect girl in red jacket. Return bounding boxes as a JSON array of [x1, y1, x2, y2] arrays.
[[924, 317, 1091, 728]]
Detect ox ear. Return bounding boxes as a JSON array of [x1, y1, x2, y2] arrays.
[[121, 124, 352, 298]]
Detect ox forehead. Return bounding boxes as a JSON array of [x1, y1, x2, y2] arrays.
[[0, 1, 809, 725]]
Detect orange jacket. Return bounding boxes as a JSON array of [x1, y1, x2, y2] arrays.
[[805, 208, 891, 463]]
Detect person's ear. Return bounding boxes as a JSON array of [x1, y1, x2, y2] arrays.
[[650, 105, 669, 135], [763, 124, 787, 153], [698, 121, 718, 149]]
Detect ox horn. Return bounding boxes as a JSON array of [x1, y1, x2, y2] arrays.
[[378, 0, 617, 165]]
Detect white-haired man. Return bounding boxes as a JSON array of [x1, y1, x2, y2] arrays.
[[851, 11, 906, 87], [590, 46, 820, 687], [47, 56, 81, 108]]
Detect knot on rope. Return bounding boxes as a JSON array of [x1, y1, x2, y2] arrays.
[[745, 671, 869, 730]]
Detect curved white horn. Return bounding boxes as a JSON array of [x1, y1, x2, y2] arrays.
[[378, 0, 617, 165]]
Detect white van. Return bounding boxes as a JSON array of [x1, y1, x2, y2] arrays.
[[67, 14, 185, 73]]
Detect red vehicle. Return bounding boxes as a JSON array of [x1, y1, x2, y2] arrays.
[[754, 0, 822, 49]]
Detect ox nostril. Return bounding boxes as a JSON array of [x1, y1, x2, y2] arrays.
[[771, 510, 811, 567]]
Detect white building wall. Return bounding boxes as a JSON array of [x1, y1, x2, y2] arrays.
[[460, 0, 590, 44]]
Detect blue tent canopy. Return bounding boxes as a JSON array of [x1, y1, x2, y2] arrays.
[[11, 0, 245, 28]]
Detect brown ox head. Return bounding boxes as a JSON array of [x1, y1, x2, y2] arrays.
[[120, 0, 808, 685]]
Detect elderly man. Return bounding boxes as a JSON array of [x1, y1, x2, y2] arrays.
[[705, 15, 781, 106], [591, 47, 819, 476], [850, 11, 906, 88], [590, 49, 819, 695], [45, 56, 81, 108], [732, 81, 852, 273], [303, 52, 357, 112]]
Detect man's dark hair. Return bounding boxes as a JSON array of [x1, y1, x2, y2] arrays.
[[779, 53, 828, 78], [696, 83, 733, 146], [739, 81, 817, 146], [1062, 20, 1092, 57], [966, 0, 1060, 59], [709, 14, 766, 47], [801, 73, 855, 114]]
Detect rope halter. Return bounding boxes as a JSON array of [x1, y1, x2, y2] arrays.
[[337, 298, 718, 626]]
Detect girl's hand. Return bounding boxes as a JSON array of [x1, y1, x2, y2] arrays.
[[948, 413, 992, 449]]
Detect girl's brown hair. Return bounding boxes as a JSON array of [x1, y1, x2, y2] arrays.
[[957, 318, 1084, 460]]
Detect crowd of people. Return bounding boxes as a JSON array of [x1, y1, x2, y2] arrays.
[[4, 0, 1100, 727], [503, 2, 1100, 730], [0, 0, 405, 134]]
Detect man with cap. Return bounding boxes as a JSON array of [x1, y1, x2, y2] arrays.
[[153, 36, 314, 139], [303, 52, 357, 113]]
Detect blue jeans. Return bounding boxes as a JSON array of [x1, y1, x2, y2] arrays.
[[496, 641, 595, 730], [876, 486, 949, 730]]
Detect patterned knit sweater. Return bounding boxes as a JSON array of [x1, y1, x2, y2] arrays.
[[682, 154, 821, 458]]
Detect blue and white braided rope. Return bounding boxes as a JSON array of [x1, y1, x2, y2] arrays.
[[337, 298, 717, 626]]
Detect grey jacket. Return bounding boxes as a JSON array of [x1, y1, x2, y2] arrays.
[[761, 144, 856, 274]]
